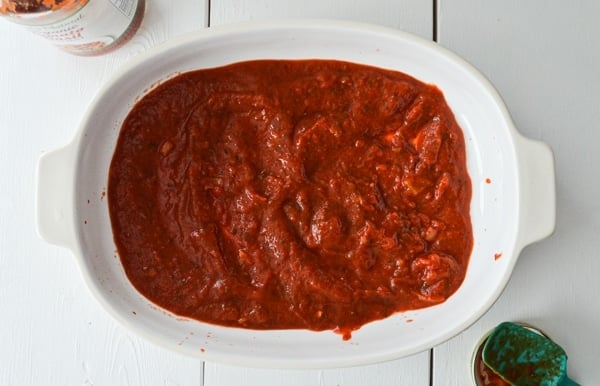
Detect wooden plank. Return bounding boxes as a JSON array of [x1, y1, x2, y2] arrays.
[[204, 353, 431, 386], [435, 0, 600, 384], [204, 1, 433, 385], [210, 0, 432, 39], [0, 1, 208, 385]]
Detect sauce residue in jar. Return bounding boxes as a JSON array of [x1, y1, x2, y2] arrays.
[[1, 0, 85, 13], [108, 60, 473, 335]]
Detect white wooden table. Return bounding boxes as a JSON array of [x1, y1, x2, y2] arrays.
[[1, 1, 598, 384]]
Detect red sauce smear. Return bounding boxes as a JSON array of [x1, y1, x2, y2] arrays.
[[474, 340, 510, 385], [108, 60, 473, 335]]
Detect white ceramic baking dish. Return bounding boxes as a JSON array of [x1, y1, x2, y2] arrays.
[[35, 20, 555, 368]]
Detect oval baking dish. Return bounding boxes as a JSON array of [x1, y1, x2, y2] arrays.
[[35, 20, 555, 368]]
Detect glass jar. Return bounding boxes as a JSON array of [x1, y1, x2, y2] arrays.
[[0, 0, 145, 56]]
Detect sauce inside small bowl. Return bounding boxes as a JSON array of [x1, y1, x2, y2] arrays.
[[472, 324, 548, 385]]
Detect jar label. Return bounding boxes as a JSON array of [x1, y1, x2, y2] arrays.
[[26, 0, 139, 54]]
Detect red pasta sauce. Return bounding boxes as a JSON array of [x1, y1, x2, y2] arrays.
[[108, 60, 473, 337]]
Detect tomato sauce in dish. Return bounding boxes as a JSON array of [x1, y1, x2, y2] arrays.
[[108, 60, 473, 336]]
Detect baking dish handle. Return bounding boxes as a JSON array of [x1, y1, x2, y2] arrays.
[[35, 143, 77, 250], [515, 135, 556, 250]]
